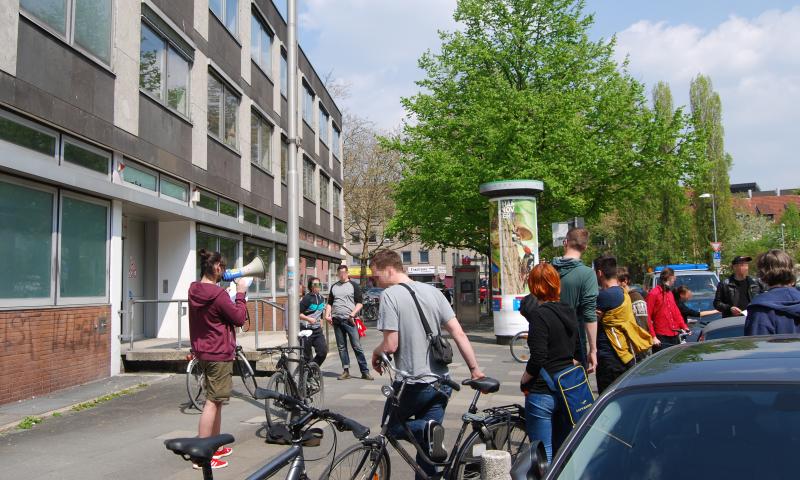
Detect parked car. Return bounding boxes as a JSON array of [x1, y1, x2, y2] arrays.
[[514, 335, 800, 479], [697, 316, 746, 342], [363, 287, 384, 303]]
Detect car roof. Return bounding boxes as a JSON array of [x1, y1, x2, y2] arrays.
[[702, 316, 746, 333], [614, 335, 800, 388]]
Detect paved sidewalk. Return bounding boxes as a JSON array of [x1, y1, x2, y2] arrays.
[[0, 374, 170, 434]]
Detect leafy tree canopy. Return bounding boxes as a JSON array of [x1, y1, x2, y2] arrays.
[[387, 0, 700, 251]]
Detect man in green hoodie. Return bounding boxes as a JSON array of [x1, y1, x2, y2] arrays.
[[551, 228, 598, 373]]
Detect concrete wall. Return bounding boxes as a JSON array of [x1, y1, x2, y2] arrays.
[[156, 221, 195, 339]]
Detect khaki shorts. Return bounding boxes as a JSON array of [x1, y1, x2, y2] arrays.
[[200, 360, 233, 403]]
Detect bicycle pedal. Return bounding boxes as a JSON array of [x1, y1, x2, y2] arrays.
[[424, 420, 448, 462]]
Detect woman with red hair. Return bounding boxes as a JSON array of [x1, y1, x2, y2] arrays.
[[519, 263, 581, 461]]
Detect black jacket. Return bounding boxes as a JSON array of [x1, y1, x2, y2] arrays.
[[713, 275, 765, 317], [519, 296, 580, 394]]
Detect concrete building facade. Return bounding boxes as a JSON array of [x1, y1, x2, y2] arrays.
[[0, 0, 344, 405]]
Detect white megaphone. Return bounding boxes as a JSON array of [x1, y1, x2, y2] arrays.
[[222, 256, 266, 282]]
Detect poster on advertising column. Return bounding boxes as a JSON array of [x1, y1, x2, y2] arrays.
[[490, 198, 539, 297]]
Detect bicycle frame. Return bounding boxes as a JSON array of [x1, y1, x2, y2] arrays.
[[365, 375, 513, 479], [243, 444, 305, 480]]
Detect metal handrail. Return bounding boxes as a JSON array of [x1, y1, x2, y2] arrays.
[[251, 298, 286, 349], [123, 298, 187, 350]]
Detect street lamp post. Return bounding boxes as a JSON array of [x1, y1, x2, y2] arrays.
[[699, 193, 719, 275], [286, 0, 300, 360]]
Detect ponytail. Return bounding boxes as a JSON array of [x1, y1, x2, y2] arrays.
[[199, 249, 225, 280]]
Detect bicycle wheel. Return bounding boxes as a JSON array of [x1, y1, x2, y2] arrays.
[[325, 444, 390, 480], [510, 331, 530, 363], [453, 417, 529, 479], [303, 362, 324, 408], [264, 371, 294, 427], [186, 358, 205, 411], [236, 351, 258, 397]]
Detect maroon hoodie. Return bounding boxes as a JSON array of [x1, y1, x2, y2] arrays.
[[189, 282, 247, 361]]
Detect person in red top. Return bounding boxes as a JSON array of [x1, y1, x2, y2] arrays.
[[188, 249, 248, 470], [646, 267, 689, 352]]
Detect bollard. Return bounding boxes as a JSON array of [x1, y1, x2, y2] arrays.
[[481, 450, 512, 480]]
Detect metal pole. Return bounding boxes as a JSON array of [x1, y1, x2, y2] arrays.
[[711, 194, 718, 244], [177, 300, 183, 349], [129, 297, 135, 351], [255, 299, 260, 349], [286, 0, 300, 370], [782, 223, 786, 250]]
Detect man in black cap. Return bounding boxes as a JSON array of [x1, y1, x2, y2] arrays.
[[714, 256, 765, 317]]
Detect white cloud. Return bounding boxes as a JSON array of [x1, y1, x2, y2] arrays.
[[615, 8, 800, 190], [298, 0, 457, 130]]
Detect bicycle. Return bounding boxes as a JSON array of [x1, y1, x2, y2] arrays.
[[260, 330, 324, 428], [325, 353, 529, 480], [509, 330, 530, 363], [165, 387, 370, 480], [361, 299, 379, 323], [186, 345, 258, 411]]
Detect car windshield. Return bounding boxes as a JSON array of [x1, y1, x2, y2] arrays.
[[674, 273, 718, 295], [555, 385, 800, 479], [705, 325, 745, 340], [366, 288, 383, 296]]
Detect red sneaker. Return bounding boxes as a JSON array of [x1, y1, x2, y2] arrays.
[[213, 446, 233, 459], [192, 458, 228, 469]]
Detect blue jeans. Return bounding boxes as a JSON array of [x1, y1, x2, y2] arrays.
[[384, 381, 452, 479], [525, 392, 571, 462], [332, 318, 369, 374]]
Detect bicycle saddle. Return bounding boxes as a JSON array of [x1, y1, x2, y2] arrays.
[[164, 434, 234, 461], [462, 377, 500, 394]]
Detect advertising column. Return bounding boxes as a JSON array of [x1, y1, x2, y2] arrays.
[[479, 180, 544, 342]]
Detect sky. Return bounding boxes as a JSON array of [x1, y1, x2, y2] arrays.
[[290, 0, 800, 190]]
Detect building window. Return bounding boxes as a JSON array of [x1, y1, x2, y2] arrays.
[[280, 138, 288, 183], [250, 111, 273, 173], [280, 53, 288, 96], [196, 189, 238, 218], [419, 250, 429, 264], [243, 242, 272, 295], [121, 161, 157, 192], [196, 229, 239, 281], [368, 232, 377, 244], [243, 207, 272, 230], [302, 84, 315, 127], [319, 108, 329, 145], [332, 125, 341, 158], [139, 20, 192, 117], [303, 157, 315, 201], [351, 232, 361, 243], [208, 73, 239, 149], [274, 219, 287, 234], [0, 110, 58, 157], [352, 255, 361, 266], [159, 176, 189, 202], [441, 249, 446, 263], [62, 137, 111, 175], [402, 251, 412, 264], [0, 179, 55, 302], [21, 0, 112, 65], [250, 12, 273, 75], [209, 0, 238, 35], [275, 247, 287, 293], [320, 173, 330, 211], [59, 194, 109, 301], [333, 184, 341, 218]]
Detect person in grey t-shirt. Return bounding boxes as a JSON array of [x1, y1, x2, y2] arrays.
[[370, 250, 484, 478], [324, 265, 372, 380]]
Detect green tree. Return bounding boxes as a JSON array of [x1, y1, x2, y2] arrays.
[[779, 203, 800, 260], [387, 0, 697, 252], [689, 75, 738, 264]]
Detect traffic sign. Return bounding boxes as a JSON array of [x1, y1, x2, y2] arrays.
[[711, 242, 722, 252], [713, 251, 721, 261]]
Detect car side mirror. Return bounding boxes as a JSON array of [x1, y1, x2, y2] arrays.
[[510, 440, 549, 480]]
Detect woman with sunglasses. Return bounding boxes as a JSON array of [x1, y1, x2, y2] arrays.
[[299, 277, 329, 366]]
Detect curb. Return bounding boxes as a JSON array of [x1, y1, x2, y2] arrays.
[[0, 374, 172, 435]]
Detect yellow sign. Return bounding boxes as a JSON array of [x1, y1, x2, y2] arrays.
[[349, 266, 372, 276]]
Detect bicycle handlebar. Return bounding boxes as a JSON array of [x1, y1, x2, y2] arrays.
[[254, 388, 370, 440], [256, 346, 303, 353]]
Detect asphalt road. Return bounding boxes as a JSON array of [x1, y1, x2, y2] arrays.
[[0, 326, 532, 480]]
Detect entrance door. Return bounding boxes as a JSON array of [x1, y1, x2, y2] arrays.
[[122, 217, 146, 340]]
